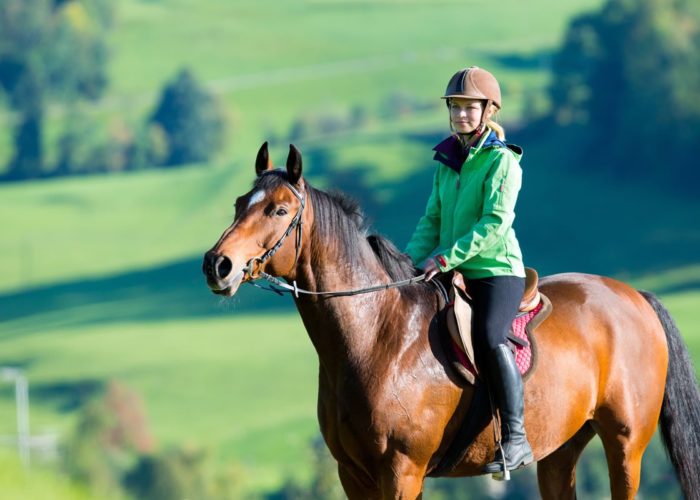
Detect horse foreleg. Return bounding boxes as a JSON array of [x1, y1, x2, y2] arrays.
[[378, 455, 427, 500], [338, 463, 381, 500], [537, 423, 596, 500], [337, 458, 426, 500]]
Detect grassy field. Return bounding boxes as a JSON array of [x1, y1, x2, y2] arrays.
[[0, 312, 319, 492], [2, 0, 699, 497], [0, 450, 92, 500], [104, 0, 604, 150]]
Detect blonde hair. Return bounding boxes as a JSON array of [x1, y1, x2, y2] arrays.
[[486, 103, 506, 141], [486, 119, 505, 141]]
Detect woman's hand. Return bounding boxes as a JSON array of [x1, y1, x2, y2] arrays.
[[422, 258, 441, 281]]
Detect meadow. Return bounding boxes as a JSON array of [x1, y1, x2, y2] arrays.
[[1, 0, 699, 497]]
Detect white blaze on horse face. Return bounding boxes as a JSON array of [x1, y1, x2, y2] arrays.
[[247, 190, 266, 210]]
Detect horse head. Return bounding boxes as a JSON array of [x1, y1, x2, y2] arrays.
[[203, 142, 308, 296]]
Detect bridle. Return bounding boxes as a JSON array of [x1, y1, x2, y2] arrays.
[[241, 177, 431, 299], [243, 178, 305, 281]]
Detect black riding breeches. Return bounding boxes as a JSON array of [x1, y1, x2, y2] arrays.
[[469, 275, 526, 365]]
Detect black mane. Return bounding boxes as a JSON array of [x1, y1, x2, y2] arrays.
[[253, 171, 426, 289]]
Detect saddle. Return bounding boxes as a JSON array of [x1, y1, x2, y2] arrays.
[[443, 268, 552, 385]]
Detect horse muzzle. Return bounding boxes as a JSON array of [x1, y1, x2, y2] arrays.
[[202, 251, 246, 296]]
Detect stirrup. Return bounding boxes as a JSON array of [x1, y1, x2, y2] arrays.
[[490, 442, 511, 481]]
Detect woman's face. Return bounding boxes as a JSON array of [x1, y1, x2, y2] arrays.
[[449, 98, 485, 134]]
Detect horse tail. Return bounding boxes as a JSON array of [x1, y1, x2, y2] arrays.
[[639, 290, 700, 498]]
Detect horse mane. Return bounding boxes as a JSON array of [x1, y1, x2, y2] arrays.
[[307, 185, 421, 275], [254, 171, 426, 291]]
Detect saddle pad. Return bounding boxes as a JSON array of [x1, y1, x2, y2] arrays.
[[449, 298, 549, 383], [511, 302, 542, 375]]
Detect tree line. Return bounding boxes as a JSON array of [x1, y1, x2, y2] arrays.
[[0, 0, 225, 181], [545, 0, 700, 194], [2, 0, 698, 189]]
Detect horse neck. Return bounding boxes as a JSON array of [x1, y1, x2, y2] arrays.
[[292, 228, 398, 372]]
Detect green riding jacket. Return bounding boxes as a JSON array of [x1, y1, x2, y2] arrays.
[[405, 129, 526, 279]]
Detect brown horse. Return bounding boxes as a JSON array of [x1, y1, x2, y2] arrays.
[[203, 142, 700, 499]]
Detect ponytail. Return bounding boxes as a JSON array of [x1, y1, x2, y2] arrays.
[[486, 119, 505, 141], [486, 104, 505, 141]]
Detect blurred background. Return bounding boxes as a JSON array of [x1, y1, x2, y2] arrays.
[[0, 0, 698, 498]]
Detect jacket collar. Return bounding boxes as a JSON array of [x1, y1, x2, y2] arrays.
[[432, 129, 506, 172]]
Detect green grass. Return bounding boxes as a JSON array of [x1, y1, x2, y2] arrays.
[[662, 290, 700, 358], [0, 313, 319, 493], [0, 163, 240, 293], [0, 450, 93, 500]]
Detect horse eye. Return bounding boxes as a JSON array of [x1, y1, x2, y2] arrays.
[[275, 207, 288, 216]]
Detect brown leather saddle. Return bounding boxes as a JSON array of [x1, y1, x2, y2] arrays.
[[451, 267, 541, 311], [444, 268, 551, 385]]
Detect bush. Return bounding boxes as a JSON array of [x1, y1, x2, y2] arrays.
[[123, 446, 241, 500], [149, 68, 226, 166]]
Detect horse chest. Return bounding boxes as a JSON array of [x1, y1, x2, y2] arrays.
[[318, 379, 395, 459]]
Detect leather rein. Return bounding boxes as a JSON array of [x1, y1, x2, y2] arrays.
[[243, 179, 428, 298]]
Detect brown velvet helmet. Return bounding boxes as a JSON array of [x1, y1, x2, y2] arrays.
[[442, 66, 501, 109]]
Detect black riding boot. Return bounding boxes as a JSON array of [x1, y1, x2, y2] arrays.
[[482, 344, 534, 475]]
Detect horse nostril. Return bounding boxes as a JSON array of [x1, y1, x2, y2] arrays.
[[215, 255, 233, 279]]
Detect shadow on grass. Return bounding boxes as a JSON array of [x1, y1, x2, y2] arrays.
[[31, 379, 104, 412], [2, 130, 698, 335], [0, 257, 292, 335]]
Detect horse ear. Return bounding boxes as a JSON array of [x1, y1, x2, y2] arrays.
[[286, 144, 303, 184], [255, 141, 273, 175]]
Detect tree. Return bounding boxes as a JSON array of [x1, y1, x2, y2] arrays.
[[63, 380, 155, 497], [0, 0, 112, 179], [124, 446, 241, 500], [149, 68, 226, 166], [548, 0, 700, 189], [265, 435, 344, 500]]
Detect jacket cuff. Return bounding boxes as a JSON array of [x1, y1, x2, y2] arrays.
[[434, 254, 449, 272]]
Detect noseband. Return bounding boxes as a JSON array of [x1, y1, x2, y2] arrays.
[[244, 180, 305, 280]]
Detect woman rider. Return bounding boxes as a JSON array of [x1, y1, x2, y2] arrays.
[[404, 66, 533, 474]]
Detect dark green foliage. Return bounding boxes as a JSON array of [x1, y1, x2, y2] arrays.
[[0, 0, 112, 179], [123, 446, 240, 500], [265, 435, 344, 500], [307, 437, 345, 500], [548, 0, 700, 191], [63, 379, 242, 499], [63, 380, 155, 497], [424, 475, 490, 499], [149, 68, 226, 166]]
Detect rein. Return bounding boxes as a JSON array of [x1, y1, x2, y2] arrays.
[[243, 178, 428, 298], [250, 269, 428, 298]]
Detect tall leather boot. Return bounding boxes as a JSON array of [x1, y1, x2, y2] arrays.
[[482, 344, 534, 474]]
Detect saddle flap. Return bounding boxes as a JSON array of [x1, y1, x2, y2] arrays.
[[446, 274, 479, 384]]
